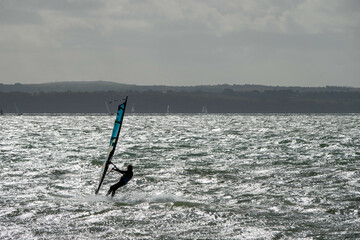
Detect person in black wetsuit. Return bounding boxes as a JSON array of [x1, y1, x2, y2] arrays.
[[106, 164, 133, 197]]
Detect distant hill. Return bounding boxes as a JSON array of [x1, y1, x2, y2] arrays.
[[1, 81, 359, 93], [0, 81, 135, 93]]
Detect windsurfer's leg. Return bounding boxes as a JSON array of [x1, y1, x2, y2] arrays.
[[108, 180, 126, 197], [106, 188, 112, 196], [111, 190, 116, 197], [107, 184, 116, 196]]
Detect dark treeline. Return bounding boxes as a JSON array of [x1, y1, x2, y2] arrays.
[[1, 81, 359, 94], [0, 89, 359, 113]]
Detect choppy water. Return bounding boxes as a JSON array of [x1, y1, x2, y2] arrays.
[[1, 114, 360, 239]]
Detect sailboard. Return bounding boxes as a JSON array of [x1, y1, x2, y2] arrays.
[[95, 96, 128, 194]]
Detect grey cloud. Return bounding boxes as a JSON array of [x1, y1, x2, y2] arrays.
[[0, 8, 42, 25], [4, 0, 104, 12], [0, 0, 359, 87]]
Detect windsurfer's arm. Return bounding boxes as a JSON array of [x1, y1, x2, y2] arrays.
[[109, 162, 126, 174], [111, 167, 126, 174]]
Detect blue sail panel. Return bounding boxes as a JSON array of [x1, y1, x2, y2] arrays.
[[110, 106, 125, 146]]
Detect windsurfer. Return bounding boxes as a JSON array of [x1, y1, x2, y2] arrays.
[[106, 164, 133, 197]]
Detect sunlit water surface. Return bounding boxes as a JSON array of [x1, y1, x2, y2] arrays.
[[1, 114, 360, 239]]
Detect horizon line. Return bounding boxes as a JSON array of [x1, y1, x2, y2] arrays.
[[1, 80, 359, 89]]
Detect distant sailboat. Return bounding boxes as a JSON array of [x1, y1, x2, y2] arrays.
[[14, 102, 22, 115], [131, 104, 135, 113], [105, 101, 113, 115], [202, 105, 208, 113], [166, 105, 170, 114]]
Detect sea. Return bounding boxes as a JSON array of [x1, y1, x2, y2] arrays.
[[0, 114, 359, 239]]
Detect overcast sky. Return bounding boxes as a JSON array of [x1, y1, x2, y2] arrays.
[[0, 0, 359, 87]]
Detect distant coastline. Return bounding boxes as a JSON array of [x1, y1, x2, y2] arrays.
[[0, 81, 359, 113]]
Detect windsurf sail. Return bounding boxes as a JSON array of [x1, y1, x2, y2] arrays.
[[95, 96, 128, 194]]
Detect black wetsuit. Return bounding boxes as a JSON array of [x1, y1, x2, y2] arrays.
[[107, 168, 133, 197]]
